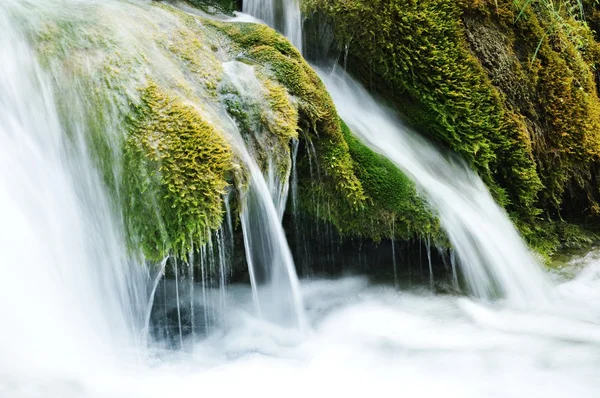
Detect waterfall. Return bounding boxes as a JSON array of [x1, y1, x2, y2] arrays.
[[317, 69, 551, 303], [3, 1, 600, 396], [242, 0, 551, 303], [0, 10, 149, 376]]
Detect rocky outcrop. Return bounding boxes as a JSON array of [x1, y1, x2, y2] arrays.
[[303, 0, 600, 254]]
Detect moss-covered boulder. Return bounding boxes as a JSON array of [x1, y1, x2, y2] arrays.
[[303, 0, 600, 253], [208, 20, 438, 242], [123, 83, 233, 261], [20, 0, 437, 263]]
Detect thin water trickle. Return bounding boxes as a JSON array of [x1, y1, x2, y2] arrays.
[[426, 235, 434, 290], [391, 219, 399, 288], [172, 258, 184, 348]]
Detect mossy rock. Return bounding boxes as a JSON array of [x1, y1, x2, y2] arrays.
[[123, 83, 233, 261], [26, 0, 444, 262], [209, 20, 440, 242], [298, 119, 440, 242], [208, 20, 368, 208], [303, 0, 600, 252]]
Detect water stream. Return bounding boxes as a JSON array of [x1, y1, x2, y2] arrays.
[[317, 68, 551, 303]]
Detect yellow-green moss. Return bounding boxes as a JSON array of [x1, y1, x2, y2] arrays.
[[304, 0, 600, 249], [208, 21, 368, 209], [123, 83, 233, 260], [259, 74, 299, 144], [299, 119, 440, 241]]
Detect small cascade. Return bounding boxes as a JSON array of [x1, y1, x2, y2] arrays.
[[318, 68, 552, 303], [243, 0, 303, 52], [222, 61, 307, 329], [426, 236, 434, 290], [391, 220, 399, 288]]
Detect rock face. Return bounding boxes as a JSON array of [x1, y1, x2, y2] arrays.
[[302, 0, 600, 253]]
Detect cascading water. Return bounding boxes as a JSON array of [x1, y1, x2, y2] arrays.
[[2, 0, 600, 396], [317, 68, 551, 303], [0, 7, 148, 378]]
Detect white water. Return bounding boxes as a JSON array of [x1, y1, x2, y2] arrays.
[[2, 0, 600, 397], [318, 68, 551, 303], [0, 8, 148, 378], [5, 265, 600, 397]]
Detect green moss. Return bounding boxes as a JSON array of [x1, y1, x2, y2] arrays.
[[304, 0, 600, 249], [516, 217, 600, 261], [208, 21, 367, 209], [299, 120, 440, 241], [304, 0, 542, 217], [259, 75, 299, 144], [123, 83, 233, 261]]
